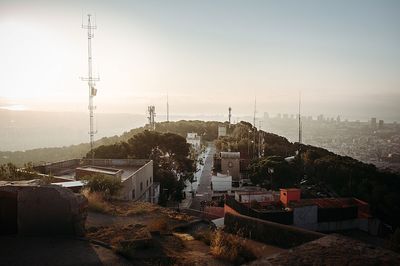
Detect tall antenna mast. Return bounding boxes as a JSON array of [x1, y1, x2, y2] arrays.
[[253, 97, 257, 158], [253, 97, 257, 128], [298, 91, 302, 149], [81, 14, 99, 163]]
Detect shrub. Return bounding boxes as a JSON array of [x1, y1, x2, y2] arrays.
[[82, 174, 122, 198], [81, 189, 112, 214], [210, 229, 256, 264]]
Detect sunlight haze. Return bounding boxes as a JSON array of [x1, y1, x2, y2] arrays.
[[1, 0, 400, 120]]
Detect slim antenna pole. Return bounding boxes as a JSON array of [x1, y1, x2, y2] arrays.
[[81, 14, 99, 163], [167, 93, 169, 122], [298, 91, 302, 150], [253, 97, 257, 158]]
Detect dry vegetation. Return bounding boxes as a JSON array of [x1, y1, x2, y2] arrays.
[[83, 191, 260, 265], [210, 229, 257, 265], [82, 189, 192, 221]]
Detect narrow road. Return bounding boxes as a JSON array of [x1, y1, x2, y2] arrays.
[[190, 144, 215, 210]]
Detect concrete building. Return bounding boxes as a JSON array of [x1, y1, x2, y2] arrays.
[[186, 132, 201, 150], [378, 119, 384, 129], [371, 117, 377, 129], [211, 173, 232, 193], [218, 126, 227, 137], [224, 188, 379, 235], [280, 188, 301, 206], [235, 190, 280, 204], [34, 158, 159, 203], [220, 152, 240, 182]]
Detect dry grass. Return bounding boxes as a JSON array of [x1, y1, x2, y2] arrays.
[[147, 217, 169, 232], [82, 189, 113, 214], [192, 228, 213, 246], [210, 229, 256, 264], [87, 223, 150, 246], [82, 189, 162, 216]]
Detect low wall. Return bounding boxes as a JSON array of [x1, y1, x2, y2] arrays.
[[224, 212, 324, 249], [81, 159, 150, 167], [225, 196, 293, 224]]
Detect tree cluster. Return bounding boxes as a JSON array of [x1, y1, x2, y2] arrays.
[[88, 130, 196, 205]]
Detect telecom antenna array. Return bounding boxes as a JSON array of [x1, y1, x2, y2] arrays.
[[81, 14, 99, 162]]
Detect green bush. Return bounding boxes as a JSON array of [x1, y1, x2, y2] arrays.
[[82, 174, 122, 198]]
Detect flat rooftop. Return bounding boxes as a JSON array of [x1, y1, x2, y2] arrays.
[[77, 166, 122, 175], [54, 166, 141, 181]]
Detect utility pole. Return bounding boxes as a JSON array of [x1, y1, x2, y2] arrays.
[[228, 107, 232, 128], [298, 92, 302, 153], [258, 120, 263, 158], [81, 14, 99, 163]]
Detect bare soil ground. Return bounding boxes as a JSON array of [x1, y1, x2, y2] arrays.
[[85, 201, 282, 265]]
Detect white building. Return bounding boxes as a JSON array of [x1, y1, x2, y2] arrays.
[[234, 190, 280, 203], [211, 173, 232, 192], [34, 158, 159, 203], [186, 132, 201, 150], [218, 126, 227, 137]]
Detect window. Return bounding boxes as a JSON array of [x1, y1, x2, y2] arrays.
[[140, 182, 143, 191], [146, 180, 148, 187], [132, 189, 135, 199]]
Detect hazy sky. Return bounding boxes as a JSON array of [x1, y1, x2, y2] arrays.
[[1, 0, 399, 120]]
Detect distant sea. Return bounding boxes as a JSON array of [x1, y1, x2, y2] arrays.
[[0, 110, 146, 151]]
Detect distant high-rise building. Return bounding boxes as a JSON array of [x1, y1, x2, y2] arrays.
[[336, 116, 341, 123], [317, 114, 324, 121], [379, 119, 384, 129], [276, 113, 282, 119], [370, 117, 377, 129]]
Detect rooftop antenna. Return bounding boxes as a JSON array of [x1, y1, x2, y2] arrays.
[[81, 14, 99, 163], [228, 107, 232, 128], [166, 92, 169, 122], [298, 91, 303, 152]]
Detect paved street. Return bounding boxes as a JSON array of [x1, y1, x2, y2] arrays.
[[190, 144, 215, 210]]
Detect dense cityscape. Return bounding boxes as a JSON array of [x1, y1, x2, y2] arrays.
[[262, 113, 400, 172]]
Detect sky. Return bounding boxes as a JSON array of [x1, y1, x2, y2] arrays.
[[0, 0, 399, 120]]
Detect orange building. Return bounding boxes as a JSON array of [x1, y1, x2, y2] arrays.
[[280, 188, 301, 207]]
